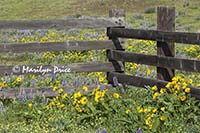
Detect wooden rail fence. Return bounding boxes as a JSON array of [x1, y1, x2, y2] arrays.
[[0, 9, 125, 98], [0, 7, 200, 99], [107, 7, 200, 99]]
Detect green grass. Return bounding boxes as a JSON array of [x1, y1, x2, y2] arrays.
[[0, 0, 199, 32]]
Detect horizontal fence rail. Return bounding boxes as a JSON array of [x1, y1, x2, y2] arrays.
[[0, 18, 118, 30], [0, 40, 114, 53], [107, 50, 200, 73], [0, 84, 113, 99], [0, 62, 115, 76], [108, 72, 200, 99], [107, 28, 200, 45]]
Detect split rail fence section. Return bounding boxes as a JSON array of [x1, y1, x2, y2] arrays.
[[0, 9, 125, 98], [107, 7, 200, 99]]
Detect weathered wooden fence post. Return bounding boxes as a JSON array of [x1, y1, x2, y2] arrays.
[[157, 7, 176, 81], [106, 9, 126, 86]]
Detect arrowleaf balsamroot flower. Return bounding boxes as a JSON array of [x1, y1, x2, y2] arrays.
[[28, 103, 33, 108], [113, 93, 120, 99], [184, 87, 190, 93], [160, 115, 167, 121], [16, 77, 22, 83], [82, 86, 88, 92], [179, 95, 186, 101], [125, 109, 131, 114], [80, 96, 88, 105], [151, 85, 157, 91]]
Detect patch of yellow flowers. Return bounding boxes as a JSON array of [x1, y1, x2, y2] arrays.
[[152, 76, 192, 101], [138, 76, 193, 129]]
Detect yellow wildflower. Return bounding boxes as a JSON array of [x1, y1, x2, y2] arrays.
[[53, 86, 58, 91], [174, 84, 181, 91], [160, 115, 166, 121], [75, 104, 83, 112], [153, 92, 160, 100], [125, 109, 131, 114], [152, 108, 157, 113], [16, 77, 22, 83], [73, 91, 82, 99], [148, 124, 152, 129], [145, 116, 151, 125], [28, 103, 33, 108], [62, 93, 68, 99], [127, 45, 133, 49], [137, 106, 143, 113], [96, 72, 103, 76], [130, 63, 138, 70], [151, 114, 155, 117], [56, 102, 61, 107], [95, 91, 101, 102], [49, 101, 55, 106], [179, 95, 186, 101], [166, 82, 172, 89], [113, 93, 120, 99], [58, 88, 64, 94], [160, 107, 165, 111], [80, 96, 88, 105], [82, 86, 88, 92], [187, 79, 193, 84], [182, 82, 187, 89], [151, 85, 157, 91], [160, 88, 166, 94], [55, 80, 60, 84], [146, 69, 151, 75], [60, 104, 65, 108], [99, 77, 105, 82], [185, 88, 190, 93]]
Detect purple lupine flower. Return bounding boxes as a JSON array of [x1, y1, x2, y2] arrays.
[[94, 78, 99, 86], [44, 74, 49, 80], [136, 128, 142, 133], [51, 73, 56, 80], [62, 80, 68, 87], [141, 73, 145, 78], [24, 30, 32, 36], [17, 89, 27, 102], [82, 78, 86, 85], [42, 95, 47, 105], [113, 76, 119, 86], [72, 77, 76, 83], [83, 77, 90, 85], [102, 129, 106, 133], [27, 89, 34, 102], [177, 52, 182, 57], [30, 79, 36, 87], [135, 71, 141, 77], [76, 78, 80, 87], [100, 83, 106, 91], [38, 75, 43, 82], [17, 94, 27, 102]]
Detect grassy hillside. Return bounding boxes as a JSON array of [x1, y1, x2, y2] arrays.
[[0, 0, 199, 31]]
